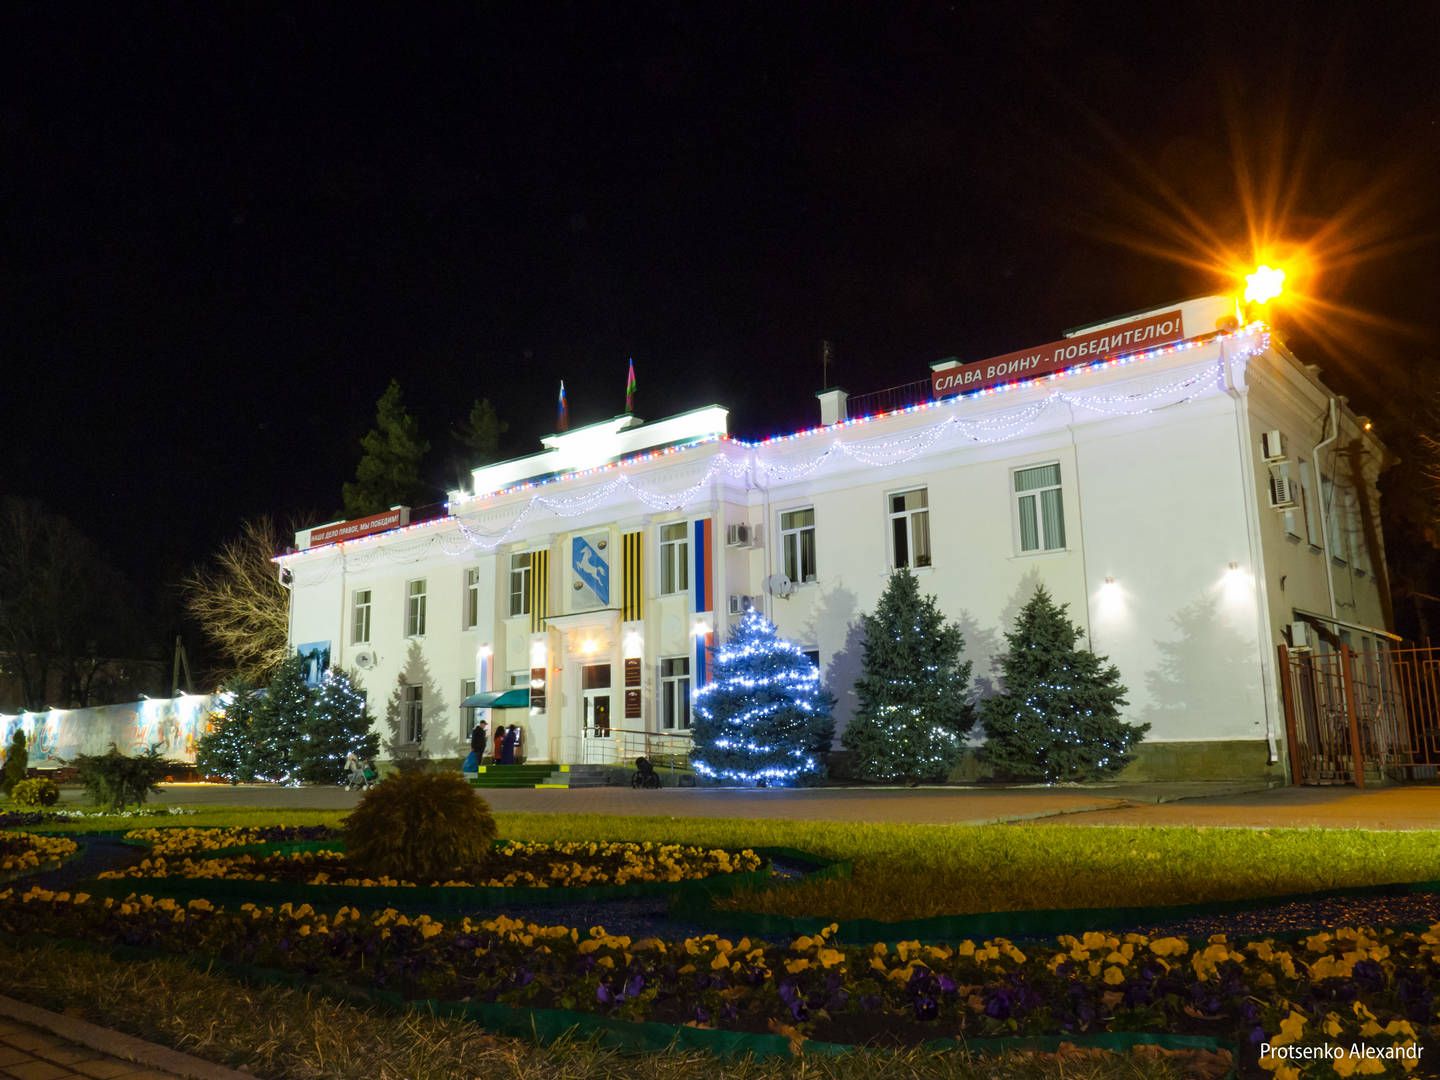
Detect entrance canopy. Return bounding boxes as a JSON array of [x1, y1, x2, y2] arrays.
[[460, 688, 530, 709]]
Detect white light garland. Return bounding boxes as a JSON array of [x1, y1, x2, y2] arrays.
[[289, 332, 1265, 587]]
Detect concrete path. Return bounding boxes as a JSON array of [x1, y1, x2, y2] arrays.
[[0, 996, 252, 1080]]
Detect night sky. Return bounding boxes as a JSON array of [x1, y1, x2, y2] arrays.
[[4, 2, 1438, 600]]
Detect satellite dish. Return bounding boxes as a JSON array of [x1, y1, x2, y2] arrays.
[[354, 650, 377, 670], [766, 574, 796, 599]]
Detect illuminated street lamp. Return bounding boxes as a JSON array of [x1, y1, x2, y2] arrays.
[[1244, 264, 1286, 305]]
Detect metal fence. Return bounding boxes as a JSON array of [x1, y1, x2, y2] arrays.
[[1279, 642, 1440, 785], [550, 728, 693, 771]]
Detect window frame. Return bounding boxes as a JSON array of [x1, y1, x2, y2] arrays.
[[462, 566, 481, 630], [887, 487, 932, 570], [404, 578, 427, 637], [779, 506, 817, 584], [351, 589, 372, 646], [402, 684, 424, 744], [460, 678, 477, 738], [508, 553, 532, 617], [659, 655, 691, 730], [658, 521, 690, 596], [1011, 462, 1067, 555]]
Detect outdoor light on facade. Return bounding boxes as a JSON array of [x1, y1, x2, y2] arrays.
[[623, 630, 643, 659], [691, 618, 712, 638], [1244, 264, 1286, 306]]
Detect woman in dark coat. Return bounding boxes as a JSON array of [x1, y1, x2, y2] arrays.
[[500, 724, 518, 765]]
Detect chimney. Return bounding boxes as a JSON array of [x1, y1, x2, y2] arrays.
[[816, 386, 848, 426]]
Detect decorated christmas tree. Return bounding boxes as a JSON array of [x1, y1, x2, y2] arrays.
[[246, 653, 311, 784], [195, 681, 263, 782], [295, 668, 379, 783], [981, 586, 1144, 782], [842, 568, 975, 783], [691, 610, 833, 786]]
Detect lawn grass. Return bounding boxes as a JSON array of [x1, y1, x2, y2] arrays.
[[20, 804, 1440, 922], [17, 807, 350, 833], [0, 939, 1201, 1080], [492, 813, 1440, 921]]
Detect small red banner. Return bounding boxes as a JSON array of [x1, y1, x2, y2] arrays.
[[307, 508, 409, 548]]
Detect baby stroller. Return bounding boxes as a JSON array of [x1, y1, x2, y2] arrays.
[[631, 756, 661, 789], [345, 754, 377, 791]]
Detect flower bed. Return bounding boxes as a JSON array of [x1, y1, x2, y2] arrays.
[[0, 884, 1433, 1074], [109, 830, 763, 889], [0, 832, 77, 879]]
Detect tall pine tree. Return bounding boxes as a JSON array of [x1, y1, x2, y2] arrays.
[[691, 610, 833, 786], [343, 379, 431, 516], [295, 668, 378, 783], [247, 653, 311, 784], [842, 568, 975, 783], [981, 586, 1144, 782]]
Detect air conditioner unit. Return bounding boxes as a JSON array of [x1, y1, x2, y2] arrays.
[[727, 594, 757, 615], [353, 649, 377, 670], [1267, 462, 1297, 509], [1261, 430, 1286, 462], [1289, 621, 1314, 651], [726, 523, 751, 547]]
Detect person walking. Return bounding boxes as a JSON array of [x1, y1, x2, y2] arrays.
[[468, 719, 488, 768]]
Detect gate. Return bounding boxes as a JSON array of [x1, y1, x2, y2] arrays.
[[1279, 642, 1440, 785]]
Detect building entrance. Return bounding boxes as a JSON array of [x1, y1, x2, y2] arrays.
[[581, 663, 612, 740]]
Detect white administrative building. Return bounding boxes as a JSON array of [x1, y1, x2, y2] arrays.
[[277, 295, 1392, 781]]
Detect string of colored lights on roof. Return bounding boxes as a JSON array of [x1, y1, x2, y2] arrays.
[[286, 325, 1267, 585]]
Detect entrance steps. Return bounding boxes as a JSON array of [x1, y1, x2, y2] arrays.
[[468, 764, 613, 790]]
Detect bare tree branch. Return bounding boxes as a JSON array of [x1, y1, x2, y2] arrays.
[[183, 517, 291, 684]]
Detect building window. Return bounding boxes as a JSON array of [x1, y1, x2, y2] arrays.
[[660, 656, 691, 730], [509, 553, 531, 617], [463, 567, 481, 629], [405, 579, 427, 637], [1014, 463, 1066, 553], [780, 508, 817, 584], [1323, 475, 1347, 564], [351, 589, 372, 645], [889, 488, 932, 569], [402, 684, 423, 744], [803, 649, 821, 671], [659, 522, 689, 594], [509, 670, 528, 689], [460, 678, 477, 738], [1298, 460, 1320, 546]]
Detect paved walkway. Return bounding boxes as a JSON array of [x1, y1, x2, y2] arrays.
[[0, 996, 251, 1080], [138, 779, 1440, 829]]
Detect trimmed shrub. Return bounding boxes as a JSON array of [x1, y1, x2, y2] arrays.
[[74, 746, 179, 810], [9, 777, 59, 807], [344, 771, 496, 882], [1, 732, 27, 794]]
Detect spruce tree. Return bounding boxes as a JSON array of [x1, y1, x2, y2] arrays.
[[247, 653, 311, 784], [842, 568, 975, 783], [691, 610, 833, 786], [342, 379, 431, 516], [452, 398, 508, 467], [295, 668, 379, 783], [981, 586, 1144, 782], [195, 681, 264, 782]]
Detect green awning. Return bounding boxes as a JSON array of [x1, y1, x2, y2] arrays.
[[460, 688, 530, 709]]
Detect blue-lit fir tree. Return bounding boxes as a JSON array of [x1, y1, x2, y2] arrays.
[[980, 586, 1144, 782], [246, 653, 311, 784], [690, 610, 833, 786], [842, 568, 975, 783], [294, 668, 378, 784]]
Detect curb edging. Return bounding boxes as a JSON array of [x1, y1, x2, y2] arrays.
[[0, 992, 258, 1080]]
